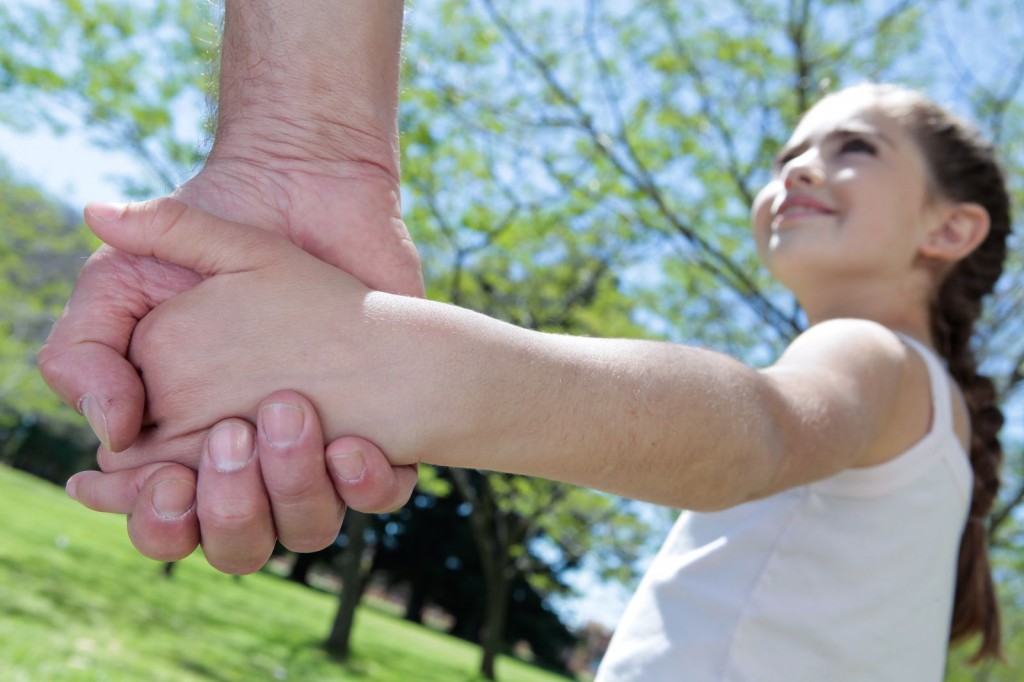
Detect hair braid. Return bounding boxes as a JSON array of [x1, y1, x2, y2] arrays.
[[933, 258, 1005, 659], [900, 90, 1011, 660]]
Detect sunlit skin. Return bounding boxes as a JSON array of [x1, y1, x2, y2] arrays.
[[751, 90, 947, 334]]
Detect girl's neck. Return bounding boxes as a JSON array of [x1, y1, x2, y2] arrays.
[[800, 287, 936, 349]]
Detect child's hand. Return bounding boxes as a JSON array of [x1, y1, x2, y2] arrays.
[[79, 198, 422, 476]]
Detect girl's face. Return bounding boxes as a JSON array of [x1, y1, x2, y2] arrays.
[[751, 90, 941, 302]]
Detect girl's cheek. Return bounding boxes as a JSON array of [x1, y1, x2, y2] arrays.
[[750, 195, 774, 239], [751, 181, 779, 220]]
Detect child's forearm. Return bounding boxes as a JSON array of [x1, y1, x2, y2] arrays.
[[360, 293, 778, 509]]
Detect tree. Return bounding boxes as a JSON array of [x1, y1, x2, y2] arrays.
[[369, 478, 481, 627], [372, 470, 626, 674], [0, 0, 217, 199], [448, 470, 647, 679], [0, 164, 96, 480], [324, 511, 373, 660]]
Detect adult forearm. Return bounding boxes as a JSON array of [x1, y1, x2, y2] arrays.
[[213, 0, 405, 174]]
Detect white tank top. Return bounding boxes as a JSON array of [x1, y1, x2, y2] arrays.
[[596, 336, 972, 682]]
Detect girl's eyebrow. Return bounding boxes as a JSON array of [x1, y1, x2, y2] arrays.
[[832, 126, 897, 148], [774, 140, 808, 166], [775, 127, 897, 165]]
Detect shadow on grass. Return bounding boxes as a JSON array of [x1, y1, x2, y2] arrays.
[[177, 658, 234, 682]]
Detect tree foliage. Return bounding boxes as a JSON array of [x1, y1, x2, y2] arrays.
[[4, 0, 1024, 678], [0, 0, 218, 197], [0, 164, 96, 475]]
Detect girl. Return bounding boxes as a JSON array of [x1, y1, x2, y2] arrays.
[[75, 83, 1010, 680]]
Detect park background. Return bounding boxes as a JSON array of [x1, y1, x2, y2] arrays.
[[1, 0, 1023, 680]]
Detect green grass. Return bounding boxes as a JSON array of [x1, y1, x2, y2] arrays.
[[0, 464, 571, 682]]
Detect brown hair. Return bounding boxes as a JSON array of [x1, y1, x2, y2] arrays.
[[856, 83, 1011, 660]]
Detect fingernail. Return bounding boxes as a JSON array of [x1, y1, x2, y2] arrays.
[[261, 403, 304, 447], [65, 475, 80, 501], [208, 423, 255, 472], [330, 451, 367, 483], [86, 202, 126, 222], [152, 479, 196, 519], [78, 394, 111, 450]]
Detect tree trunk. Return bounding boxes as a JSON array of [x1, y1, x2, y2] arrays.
[[450, 609, 482, 641], [325, 511, 370, 660], [287, 551, 316, 585], [403, 577, 428, 624], [449, 470, 510, 681], [479, 563, 511, 681]]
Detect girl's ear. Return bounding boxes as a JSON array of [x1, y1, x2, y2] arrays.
[[919, 202, 990, 262]]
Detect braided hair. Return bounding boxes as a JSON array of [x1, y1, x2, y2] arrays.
[[855, 83, 1011, 660]]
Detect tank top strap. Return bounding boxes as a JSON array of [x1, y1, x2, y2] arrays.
[[894, 333, 954, 436]]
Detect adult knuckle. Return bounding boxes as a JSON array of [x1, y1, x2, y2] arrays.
[[140, 543, 190, 563], [36, 342, 69, 386], [199, 498, 263, 534], [145, 197, 189, 233], [282, 532, 336, 554], [96, 449, 119, 472], [267, 475, 322, 504], [215, 557, 265, 576], [365, 480, 414, 514], [130, 314, 206, 393]]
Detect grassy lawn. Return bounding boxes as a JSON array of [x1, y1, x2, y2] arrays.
[[9, 459, 1015, 682], [0, 464, 571, 682]]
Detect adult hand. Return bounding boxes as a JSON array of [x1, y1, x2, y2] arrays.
[[40, 0, 421, 572], [67, 390, 408, 574], [67, 196, 433, 470], [45, 162, 420, 572], [44, 154, 421, 450]]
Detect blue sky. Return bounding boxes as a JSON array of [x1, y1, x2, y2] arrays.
[[0, 124, 136, 207]]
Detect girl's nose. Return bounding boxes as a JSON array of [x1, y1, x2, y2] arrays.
[[782, 152, 825, 188]]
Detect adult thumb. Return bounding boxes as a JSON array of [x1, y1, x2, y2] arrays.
[[84, 197, 278, 277]]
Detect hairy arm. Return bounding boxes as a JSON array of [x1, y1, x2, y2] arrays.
[[44, 1, 418, 571], [181, 0, 418, 297], [214, 0, 405, 171]]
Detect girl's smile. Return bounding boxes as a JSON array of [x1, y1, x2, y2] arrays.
[[770, 193, 837, 231]]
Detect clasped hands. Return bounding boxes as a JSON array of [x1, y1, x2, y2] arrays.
[[41, 182, 424, 574]]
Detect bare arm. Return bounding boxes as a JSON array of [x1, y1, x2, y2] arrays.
[[209, 0, 405, 180], [357, 311, 914, 509]]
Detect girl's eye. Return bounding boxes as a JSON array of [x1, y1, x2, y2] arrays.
[[839, 137, 877, 156], [773, 149, 799, 172]]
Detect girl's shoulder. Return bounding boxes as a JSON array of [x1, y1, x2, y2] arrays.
[[775, 318, 912, 375], [763, 318, 937, 475], [791, 318, 965, 468]]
